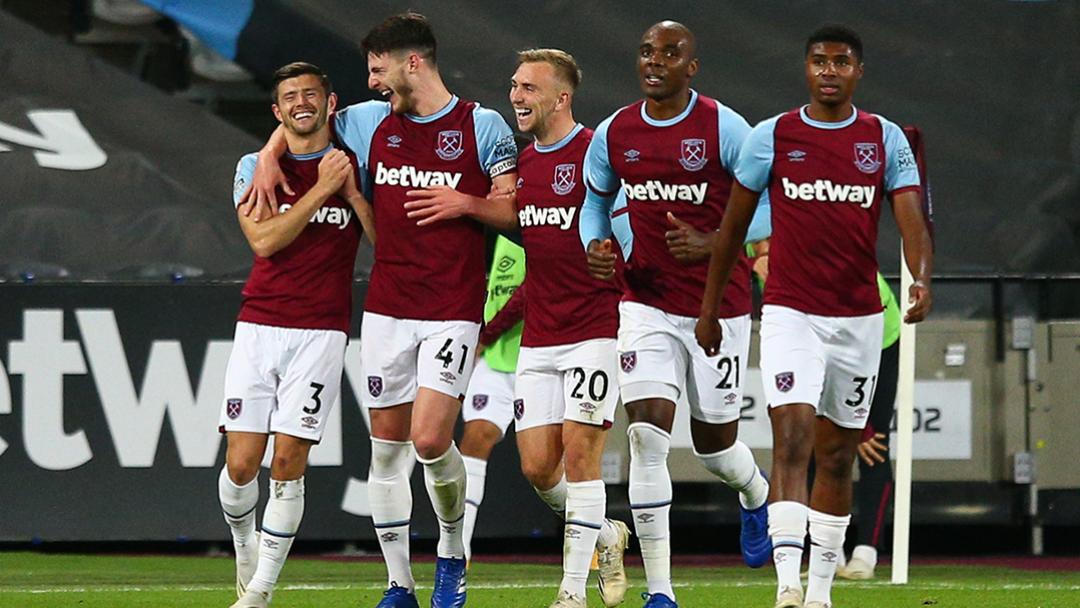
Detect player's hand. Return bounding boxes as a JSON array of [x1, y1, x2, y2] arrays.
[[752, 253, 770, 283], [696, 315, 723, 356], [316, 149, 352, 193], [665, 212, 712, 264], [586, 239, 617, 281], [857, 432, 889, 467], [487, 183, 515, 202], [904, 280, 932, 323], [404, 186, 475, 226], [242, 150, 294, 222], [339, 165, 362, 199]]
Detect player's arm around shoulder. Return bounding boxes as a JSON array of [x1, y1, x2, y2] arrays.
[[235, 150, 352, 258], [339, 168, 376, 245]]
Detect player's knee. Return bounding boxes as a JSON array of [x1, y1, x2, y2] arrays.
[[772, 438, 812, 470], [627, 422, 670, 468], [520, 456, 560, 489], [460, 422, 502, 458], [816, 445, 855, 479], [411, 432, 451, 461], [562, 446, 593, 481], [226, 459, 260, 486], [270, 452, 306, 480]]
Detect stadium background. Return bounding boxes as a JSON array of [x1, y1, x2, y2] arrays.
[[0, 0, 1078, 563]]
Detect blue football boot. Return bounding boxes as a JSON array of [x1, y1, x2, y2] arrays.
[[430, 557, 467, 608], [641, 592, 678, 607], [375, 584, 419, 608], [740, 467, 773, 568]]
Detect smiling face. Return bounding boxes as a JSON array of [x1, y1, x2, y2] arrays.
[[805, 41, 863, 108], [272, 73, 333, 135], [637, 23, 698, 102], [509, 61, 567, 139], [367, 51, 416, 114]]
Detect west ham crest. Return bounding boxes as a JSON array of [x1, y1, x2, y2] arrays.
[[472, 394, 488, 411], [368, 375, 384, 398], [620, 351, 637, 373], [679, 138, 707, 172], [513, 399, 525, 420], [226, 398, 242, 420], [775, 371, 795, 393], [854, 142, 881, 174], [551, 163, 576, 196], [436, 130, 464, 161]]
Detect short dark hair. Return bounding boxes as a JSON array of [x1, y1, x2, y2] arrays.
[[271, 62, 332, 102], [362, 12, 437, 63], [806, 25, 863, 62]]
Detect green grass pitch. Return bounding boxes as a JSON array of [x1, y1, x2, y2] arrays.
[[1, 551, 1078, 607]]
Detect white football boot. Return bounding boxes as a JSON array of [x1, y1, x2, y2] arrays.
[[774, 585, 804, 608], [596, 519, 631, 607], [549, 589, 587, 608], [230, 588, 270, 608]]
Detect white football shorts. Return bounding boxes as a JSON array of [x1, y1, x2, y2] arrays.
[[359, 311, 480, 408], [461, 357, 516, 435], [759, 304, 884, 429], [514, 338, 619, 432], [616, 301, 750, 425], [219, 321, 346, 442]]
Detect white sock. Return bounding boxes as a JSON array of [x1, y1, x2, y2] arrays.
[[769, 501, 809, 598], [597, 519, 621, 549], [249, 477, 304, 594], [695, 441, 769, 509], [852, 544, 877, 568], [219, 467, 258, 549], [462, 456, 487, 561], [806, 509, 850, 605], [562, 480, 606, 597], [370, 437, 415, 591], [627, 423, 674, 600], [534, 475, 568, 517], [419, 444, 467, 559]]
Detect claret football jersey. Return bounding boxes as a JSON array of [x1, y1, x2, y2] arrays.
[[516, 124, 621, 347], [333, 96, 517, 323], [735, 106, 920, 316], [232, 145, 362, 334]]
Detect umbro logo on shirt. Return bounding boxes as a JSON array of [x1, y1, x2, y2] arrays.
[[787, 150, 807, 162], [386, 135, 402, 148], [624, 149, 641, 163]]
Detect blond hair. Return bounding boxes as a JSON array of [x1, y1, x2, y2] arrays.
[[517, 48, 582, 90]]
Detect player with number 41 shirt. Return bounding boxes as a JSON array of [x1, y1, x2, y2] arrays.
[[244, 13, 517, 608]]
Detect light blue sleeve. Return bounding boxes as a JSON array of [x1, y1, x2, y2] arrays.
[[733, 115, 780, 193], [744, 190, 772, 243], [583, 114, 621, 195], [333, 101, 390, 172], [232, 153, 257, 207], [610, 190, 634, 258], [580, 188, 617, 251], [879, 116, 920, 192], [473, 106, 518, 177], [717, 103, 752, 172]]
